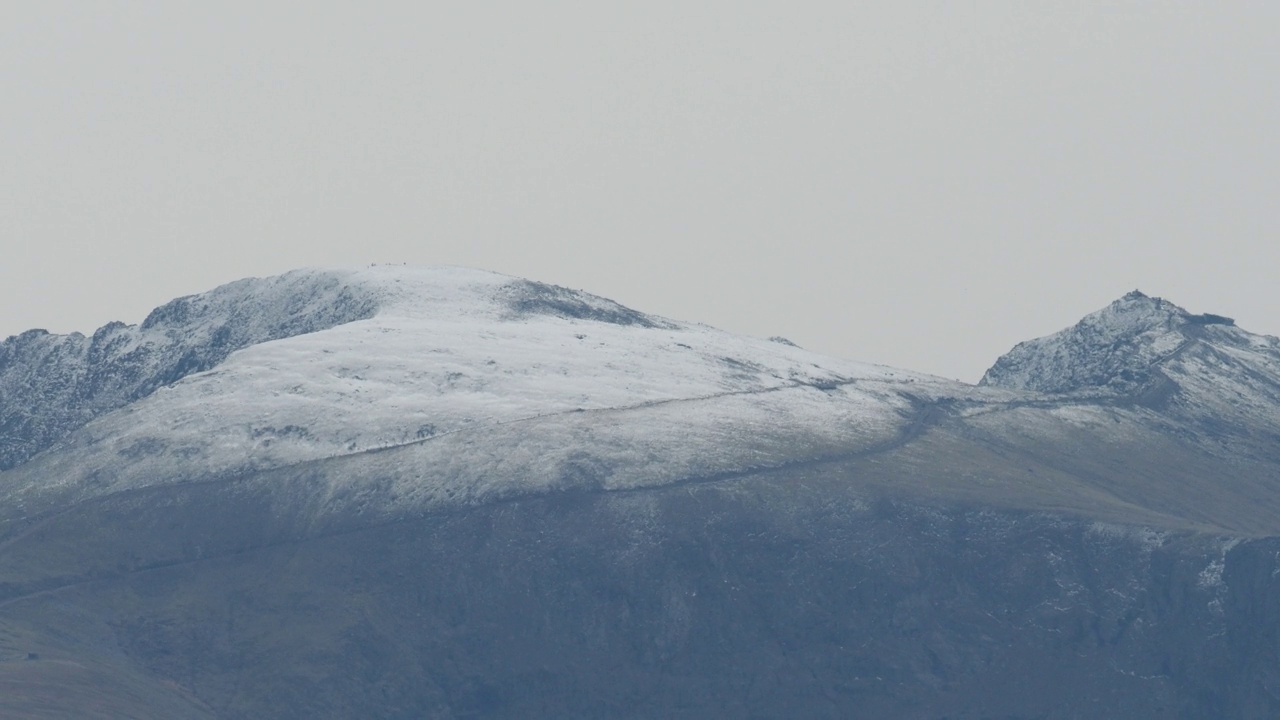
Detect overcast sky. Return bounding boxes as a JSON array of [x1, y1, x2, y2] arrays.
[[3, 3, 1277, 381]]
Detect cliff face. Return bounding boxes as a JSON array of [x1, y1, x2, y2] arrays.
[[2, 270, 1280, 718]]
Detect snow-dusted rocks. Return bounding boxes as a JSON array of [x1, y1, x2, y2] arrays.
[[4, 270, 1280, 535], [980, 290, 1245, 395], [0, 271, 381, 470], [0, 266, 954, 516], [979, 290, 1280, 461]]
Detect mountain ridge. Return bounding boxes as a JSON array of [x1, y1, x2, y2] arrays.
[[0, 266, 685, 473], [4, 268, 1278, 536], [980, 289, 1265, 396], [4, 268, 1280, 718], [1, 266, 952, 527]]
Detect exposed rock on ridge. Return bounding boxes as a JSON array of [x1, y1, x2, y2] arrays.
[[0, 271, 388, 471], [979, 290, 1243, 395], [979, 289, 1280, 470]]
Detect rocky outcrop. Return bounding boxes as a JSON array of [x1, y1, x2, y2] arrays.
[[980, 290, 1280, 460], [0, 272, 381, 470], [981, 290, 1223, 395]]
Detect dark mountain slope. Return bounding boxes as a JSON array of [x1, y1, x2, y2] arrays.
[[0, 466, 1272, 719]]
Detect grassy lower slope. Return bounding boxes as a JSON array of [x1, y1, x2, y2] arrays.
[[0, 476, 1266, 719], [0, 618, 215, 719]]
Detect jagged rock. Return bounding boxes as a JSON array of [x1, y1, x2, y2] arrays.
[[0, 271, 381, 470], [981, 290, 1249, 395]]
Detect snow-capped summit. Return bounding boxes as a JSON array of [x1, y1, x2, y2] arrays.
[[6, 269, 1280, 535], [979, 291, 1280, 465], [980, 291, 1253, 396], [140, 265, 673, 332], [2, 266, 951, 513], [0, 266, 695, 471]]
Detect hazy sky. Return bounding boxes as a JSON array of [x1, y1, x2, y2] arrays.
[[3, 3, 1277, 381]]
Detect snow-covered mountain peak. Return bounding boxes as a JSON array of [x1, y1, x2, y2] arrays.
[[975, 292, 1280, 475], [0, 266, 674, 472], [1065, 290, 1206, 345], [3, 265, 959, 507], [980, 291, 1265, 397], [7, 267, 1280, 542], [173, 265, 672, 329]]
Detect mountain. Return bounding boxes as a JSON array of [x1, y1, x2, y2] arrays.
[[1, 268, 1279, 719], [982, 289, 1280, 449], [0, 272, 382, 472]]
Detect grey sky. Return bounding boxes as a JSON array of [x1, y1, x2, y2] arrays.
[[3, 3, 1277, 381]]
